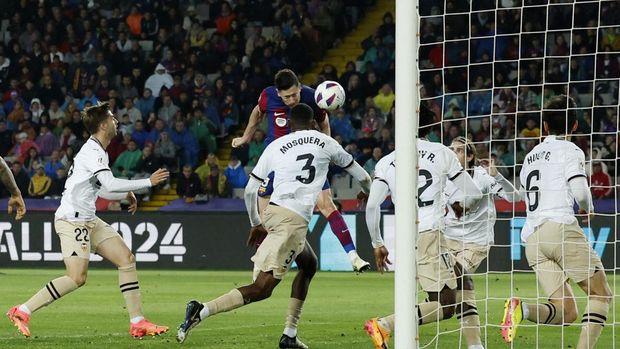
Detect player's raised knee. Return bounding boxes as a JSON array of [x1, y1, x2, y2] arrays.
[[70, 273, 87, 287]]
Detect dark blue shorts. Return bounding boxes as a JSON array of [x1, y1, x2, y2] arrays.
[[258, 172, 330, 197]]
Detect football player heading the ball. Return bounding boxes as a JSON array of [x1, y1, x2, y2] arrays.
[[231, 69, 370, 273]]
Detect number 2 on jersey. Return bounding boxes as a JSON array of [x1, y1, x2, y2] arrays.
[[296, 153, 316, 184], [418, 169, 434, 207]]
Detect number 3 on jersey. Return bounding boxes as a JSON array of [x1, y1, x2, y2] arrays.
[[296, 153, 316, 184]]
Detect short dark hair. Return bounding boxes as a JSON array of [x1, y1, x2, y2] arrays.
[[542, 95, 577, 135], [274, 69, 300, 90], [418, 102, 436, 137], [82, 102, 111, 134], [290, 103, 314, 125]]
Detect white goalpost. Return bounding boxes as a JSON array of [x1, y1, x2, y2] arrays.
[[395, 0, 419, 348]]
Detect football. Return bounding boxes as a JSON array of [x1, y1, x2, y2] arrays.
[[314, 80, 346, 111]]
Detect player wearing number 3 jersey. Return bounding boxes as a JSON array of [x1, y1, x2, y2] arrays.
[[7, 102, 169, 339], [177, 103, 371, 348], [232, 69, 370, 273], [501, 95, 612, 349]]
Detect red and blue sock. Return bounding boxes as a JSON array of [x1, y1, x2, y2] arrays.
[[327, 211, 355, 253]]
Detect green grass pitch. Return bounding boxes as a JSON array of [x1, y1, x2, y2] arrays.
[[1, 269, 619, 348]]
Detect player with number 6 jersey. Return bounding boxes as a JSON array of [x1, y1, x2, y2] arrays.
[[7, 102, 170, 339], [177, 103, 371, 348], [501, 95, 612, 349]]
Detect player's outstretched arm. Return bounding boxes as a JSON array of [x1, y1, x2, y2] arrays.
[[365, 179, 392, 273], [232, 105, 266, 148], [0, 157, 26, 220], [98, 191, 139, 215], [481, 158, 521, 202], [317, 113, 331, 136], [365, 180, 389, 249], [344, 161, 372, 193], [96, 168, 169, 193]]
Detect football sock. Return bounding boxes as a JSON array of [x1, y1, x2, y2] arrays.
[[379, 314, 394, 333], [283, 298, 304, 338], [418, 301, 445, 325], [119, 263, 143, 319], [326, 211, 355, 253], [577, 299, 608, 349], [523, 301, 562, 324], [457, 290, 481, 347], [200, 289, 244, 320], [24, 276, 78, 313]]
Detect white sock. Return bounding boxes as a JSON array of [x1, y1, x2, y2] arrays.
[[283, 326, 297, 338], [130, 316, 144, 324], [468, 345, 485, 349], [199, 303, 210, 320], [521, 301, 530, 319], [347, 250, 359, 263], [18, 304, 31, 315]]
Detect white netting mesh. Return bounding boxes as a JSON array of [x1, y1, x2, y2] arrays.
[[417, 0, 619, 347]]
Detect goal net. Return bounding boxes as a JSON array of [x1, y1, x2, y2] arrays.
[[415, 0, 619, 348]]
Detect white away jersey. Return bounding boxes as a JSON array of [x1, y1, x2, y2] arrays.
[[417, 140, 464, 232], [55, 138, 112, 221], [372, 151, 395, 199], [250, 130, 353, 221], [519, 136, 587, 241], [444, 166, 505, 245]]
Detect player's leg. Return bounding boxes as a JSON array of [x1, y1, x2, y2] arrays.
[[576, 269, 612, 349], [316, 186, 370, 272], [280, 241, 318, 349], [177, 203, 305, 343], [454, 262, 483, 349], [558, 222, 613, 349], [7, 219, 88, 337], [94, 218, 168, 337], [365, 231, 457, 348]]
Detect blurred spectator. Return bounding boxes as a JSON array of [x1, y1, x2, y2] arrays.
[[10, 161, 29, 196], [0, 121, 14, 156], [330, 108, 356, 143], [363, 147, 383, 174], [59, 126, 77, 152], [224, 155, 248, 198], [154, 130, 177, 171], [158, 94, 180, 126], [47, 168, 67, 198], [112, 140, 142, 177], [195, 153, 219, 185], [131, 120, 149, 148], [23, 147, 42, 177], [177, 164, 202, 202], [136, 88, 156, 118], [170, 120, 199, 167], [373, 83, 395, 114], [28, 163, 52, 198], [44, 150, 64, 179], [35, 125, 58, 157], [145, 64, 173, 98], [247, 130, 266, 167], [189, 109, 217, 156], [590, 161, 613, 199], [119, 97, 142, 124], [118, 114, 134, 136], [519, 118, 540, 138]]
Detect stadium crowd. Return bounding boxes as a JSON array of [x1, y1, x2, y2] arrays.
[[418, 0, 618, 198], [0, 0, 615, 202], [0, 0, 380, 201]]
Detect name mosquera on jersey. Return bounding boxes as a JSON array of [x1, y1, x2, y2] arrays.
[[279, 136, 326, 155]]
